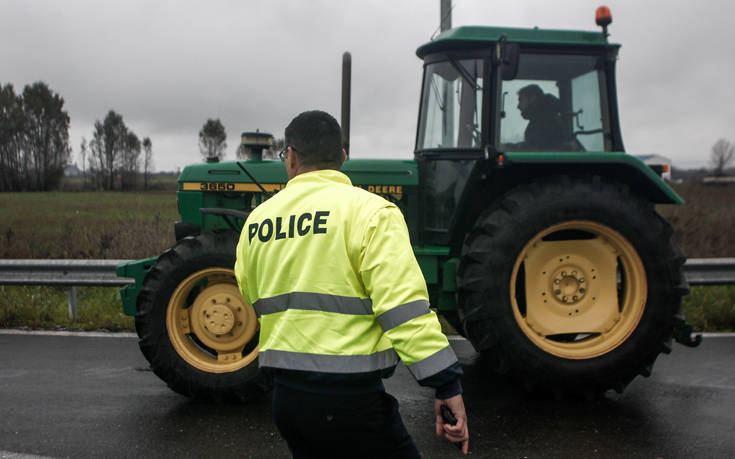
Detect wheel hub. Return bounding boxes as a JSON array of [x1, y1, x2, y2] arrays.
[[189, 286, 252, 348], [512, 220, 647, 360], [166, 268, 259, 373], [552, 266, 587, 304], [201, 303, 235, 336]]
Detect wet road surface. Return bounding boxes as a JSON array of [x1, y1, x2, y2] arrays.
[[0, 331, 733, 458]]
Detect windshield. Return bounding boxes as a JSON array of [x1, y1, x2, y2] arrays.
[[417, 58, 484, 150], [498, 53, 611, 152]]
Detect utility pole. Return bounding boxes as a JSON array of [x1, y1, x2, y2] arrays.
[[440, 0, 452, 32], [440, 0, 454, 147]]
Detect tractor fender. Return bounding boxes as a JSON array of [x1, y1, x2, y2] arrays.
[[448, 153, 683, 255]]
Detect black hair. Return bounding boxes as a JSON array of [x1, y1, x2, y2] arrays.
[[518, 84, 543, 99], [284, 110, 343, 167]]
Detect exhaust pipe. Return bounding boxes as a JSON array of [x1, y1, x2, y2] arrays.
[[341, 51, 351, 158]]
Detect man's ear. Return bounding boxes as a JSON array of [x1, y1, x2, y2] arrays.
[[287, 146, 298, 169]]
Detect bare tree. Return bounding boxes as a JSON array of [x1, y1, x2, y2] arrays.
[[79, 137, 87, 178], [89, 110, 128, 190], [198, 118, 227, 161], [6, 82, 72, 191], [120, 131, 141, 190], [0, 83, 24, 191], [142, 137, 153, 189], [1, 82, 71, 191], [710, 138, 735, 176]]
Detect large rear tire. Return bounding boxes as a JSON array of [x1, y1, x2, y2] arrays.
[[457, 176, 688, 396], [135, 231, 267, 402]]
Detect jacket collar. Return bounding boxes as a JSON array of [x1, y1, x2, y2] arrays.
[[286, 169, 352, 188]]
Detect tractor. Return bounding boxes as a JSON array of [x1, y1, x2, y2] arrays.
[[117, 7, 698, 402]]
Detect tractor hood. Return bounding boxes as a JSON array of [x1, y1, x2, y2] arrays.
[[177, 158, 418, 191]]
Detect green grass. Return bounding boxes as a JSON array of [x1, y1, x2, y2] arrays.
[[0, 285, 134, 331], [683, 285, 735, 332], [0, 191, 178, 259]]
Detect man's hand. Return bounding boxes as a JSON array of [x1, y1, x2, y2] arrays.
[[435, 394, 469, 455]]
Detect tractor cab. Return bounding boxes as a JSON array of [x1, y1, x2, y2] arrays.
[[415, 27, 621, 157], [411, 22, 678, 250]]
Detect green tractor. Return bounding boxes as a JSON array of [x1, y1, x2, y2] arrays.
[[117, 11, 698, 401]]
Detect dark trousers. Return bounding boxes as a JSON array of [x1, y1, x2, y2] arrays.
[[272, 383, 421, 459]]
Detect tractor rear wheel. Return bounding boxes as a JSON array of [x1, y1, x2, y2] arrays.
[[135, 231, 267, 402], [457, 176, 687, 397]]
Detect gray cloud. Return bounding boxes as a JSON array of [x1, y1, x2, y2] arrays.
[[2, 0, 732, 170]]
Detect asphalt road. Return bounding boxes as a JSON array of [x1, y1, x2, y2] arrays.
[[1, 331, 734, 458]]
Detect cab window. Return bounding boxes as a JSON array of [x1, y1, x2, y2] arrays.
[[498, 54, 610, 152], [417, 59, 484, 150]]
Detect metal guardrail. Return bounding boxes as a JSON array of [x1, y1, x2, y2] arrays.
[[2, 258, 734, 287], [0, 259, 134, 286], [1, 258, 734, 318], [682, 258, 735, 285], [0, 259, 133, 320]]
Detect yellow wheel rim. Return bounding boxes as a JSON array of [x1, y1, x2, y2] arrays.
[[510, 221, 647, 359], [166, 268, 259, 373]]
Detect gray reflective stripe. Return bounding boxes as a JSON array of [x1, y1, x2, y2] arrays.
[[259, 348, 398, 373], [376, 299, 431, 331], [253, 292, 373, 317], [406, 345, 458, 380]]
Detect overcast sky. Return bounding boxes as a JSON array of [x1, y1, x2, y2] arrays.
[[2, 0, 733, 171]]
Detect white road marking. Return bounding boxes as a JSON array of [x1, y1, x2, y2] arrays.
[[0, 329, 136, 338], [1, 451, 57, 459]]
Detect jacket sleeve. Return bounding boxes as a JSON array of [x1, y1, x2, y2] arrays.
[[234, 229, 250, 305], [358, 205, 462, 398]]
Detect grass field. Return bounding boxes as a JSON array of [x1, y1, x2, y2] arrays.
[[0, 183, 733, 332], [658, 183, 735, 258], [0, 285, 133, 331], [0, 191, 178, 259]]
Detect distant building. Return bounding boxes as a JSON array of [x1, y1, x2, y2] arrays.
[[635, 154, 672, 181], [64, 163, 81, 177]]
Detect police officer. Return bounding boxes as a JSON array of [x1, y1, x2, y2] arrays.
[[235, 110, 469, 458]]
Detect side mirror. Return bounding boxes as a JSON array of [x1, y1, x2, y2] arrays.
[[493, 39, 520, 81]]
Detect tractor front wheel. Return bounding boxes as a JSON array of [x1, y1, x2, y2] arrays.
[[135, 231, 266, 402]]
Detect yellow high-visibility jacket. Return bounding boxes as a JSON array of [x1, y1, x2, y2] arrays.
[[234, 169, 458, 388]]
